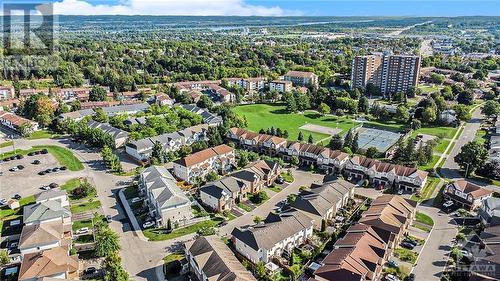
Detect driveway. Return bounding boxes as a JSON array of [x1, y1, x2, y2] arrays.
[[218, 169, 325, 237]]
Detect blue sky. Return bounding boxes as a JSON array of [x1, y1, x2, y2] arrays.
[[47, 0, 500, 16]]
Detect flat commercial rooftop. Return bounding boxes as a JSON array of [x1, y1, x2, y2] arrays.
[[356, 127, 402, 152]]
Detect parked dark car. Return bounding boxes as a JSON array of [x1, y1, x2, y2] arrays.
[[32, 160, 41, 165], [41, 149, 48, 154], [407, 273, 416, 281], [400, 241, 415, 250], [16, 155, 23, 159], [9, 156, 16, 160], [34, 150, 41, 155], [38, 171, 46, 176], [12, 194, 21, 200], [49, 183, 59, 189], [404, 238, 418, 247], [60, 166, 67, 171], [45, 169, 52, 173], [17, 165, 24, 170], [84, 267, 98, 275], [3, 157, 10, 162], [275, 176, 284, 184], [27, 152, 35, 156], [52, 167, 60, 172]]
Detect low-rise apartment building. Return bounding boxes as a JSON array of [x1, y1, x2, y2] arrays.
[[185, 236, 256, 281], [268, 80, 293, 93], [226, 77, 266, 93], [56, 87, 92, 101], [173, 144, 235, 183], [344, 155, 428, 191], [291, 177, 355, 230], [140, 166, 193, 227], [126, 124, 208, 161], [232, 210, 314, 264], [444, 180, 493, 210], [284, 71, 319, 88]]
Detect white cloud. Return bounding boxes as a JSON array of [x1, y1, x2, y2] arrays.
[[50, 0, 294, 16]]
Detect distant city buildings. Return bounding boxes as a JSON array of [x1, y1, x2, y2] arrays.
[[351, 54, 421, 96]]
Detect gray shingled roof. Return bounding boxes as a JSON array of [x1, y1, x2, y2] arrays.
[[101, 103, 150, 116], [142, 166, 191, 210], [87, 120, 129, 140], [231, 210, 313, 251], [23, 201, 71, 224], [34, 188, 68, 203]]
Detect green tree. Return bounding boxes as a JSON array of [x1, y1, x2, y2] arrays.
[[102, 253, 130, 281], [422, 107, 437, 124], [255, 262, 266, 279], [321, 219, 327, 232], [454, 141, 489, 177], [205, 171, 219, 182], [0, 249, 9, 265], [253, 216, 262, 224], [89, 86, 107, 101], [298, 131, 304, 142], [318, 102, 331, 115], [358, 96, 369, 113], [482, 100, 500, 117], [95, 227, 121, 257], [307, 134, 314, 144], [351, 133, 359, 153], [453, 104, 472, 121], [365, 147, 378, 158], [94, 108, 109, 123], [291, 156, 300, 166], [329, 134, 343, 150]]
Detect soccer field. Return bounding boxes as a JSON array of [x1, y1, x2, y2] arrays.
[[233, 103, 358, 143]]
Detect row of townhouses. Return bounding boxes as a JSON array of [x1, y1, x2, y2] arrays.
[[443, 180, 493, 210], [0, 111, 39, 134], [310, 195, 417, 281], [199, 160, 281, 212], [18, 188, 82, 280], [139, 166, 193, 227], [180, 104, 224, 127], [231, 176, 355, 264], [126, 124, 209, 161], [173, 144, 236, 184], [87, 120, 130, 148], [227, 128, 429, 191]]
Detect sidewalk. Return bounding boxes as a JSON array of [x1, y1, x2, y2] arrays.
[[117, 188, 148, 242]]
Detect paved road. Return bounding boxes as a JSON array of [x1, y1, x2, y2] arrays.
[[439, 105, 498, 191], [412, 203, 457, 281], [219, 169, 324, 237]]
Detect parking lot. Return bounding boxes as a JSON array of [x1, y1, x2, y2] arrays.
[[0, 151, 85, 199]]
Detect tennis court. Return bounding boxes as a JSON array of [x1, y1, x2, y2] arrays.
[[356, 127, 402, 152]]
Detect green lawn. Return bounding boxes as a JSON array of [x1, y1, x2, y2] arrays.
[[72, 215, 104, 231], [0, 195, 35, 236], [394, 248, 419, 265], [434, 139, 451, 154], [415, 211, 434, 226], [143, 218, 221, 241], [237, 202, 252, 212], [233, 103, 357, 141], [0, 141, 13, 148], [418, 155, 440, 171], [281, 172, 294, 183], [1, 145, 83, 171], [410, 177, 440, 202], [164, 252, 185, 263], [26, 130, 59, 140], [75, 234, 94, 244], [61, 178, 82, 192], [418, 84, 443, 94], [413, 126, 458, 139], [475, 129, 488, 145], [70, 200, 101, 214], [268, 185, 282, 193]]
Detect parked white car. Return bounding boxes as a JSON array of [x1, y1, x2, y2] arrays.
[[385, 274, 400, 281], [143, 221, 155, 229], [76, 227, 89, 235], [443, 200, 454, 208], [131, 197, 143, 204]]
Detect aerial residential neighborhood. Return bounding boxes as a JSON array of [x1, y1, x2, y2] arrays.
[[0, 2, 498, 281]]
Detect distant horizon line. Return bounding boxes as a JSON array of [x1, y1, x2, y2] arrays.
[[1, 14, 498, 17]]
